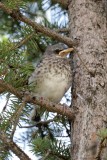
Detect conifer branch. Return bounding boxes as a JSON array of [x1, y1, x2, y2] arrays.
[[0, 80, 76, 120], [0, 2, 76, 47], [0, 79, 21, 98], [10, 32, 34, 51], [10, 101, 26, 139], [0, 131, 32, 160]]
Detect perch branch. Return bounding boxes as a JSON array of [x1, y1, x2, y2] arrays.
[[26, 95, 75, 120], [0, 80, 76, 120]]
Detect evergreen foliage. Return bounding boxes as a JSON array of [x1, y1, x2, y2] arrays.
[[0, 0, 71, 160]]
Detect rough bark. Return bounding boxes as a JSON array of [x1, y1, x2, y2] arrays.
[[69, 0, 107, 160]]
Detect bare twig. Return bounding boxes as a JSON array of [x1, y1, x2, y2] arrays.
[[0, 2, 77, 47], [36, 116, 58, 125], [20, 115, 58, 128], [41, 148, 69, 160], [77, 52, 92, 74], [42, 150, 51, 160], [19, 124, 37, 128], [1, 93, 10, 113], [10, 101, 26, 139], [74, 48, 94, 75], [96, 137, 107, 159], [45, 150, 68, 160], [0, 131, 32, 160]]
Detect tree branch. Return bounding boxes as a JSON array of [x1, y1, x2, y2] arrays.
[[42, 150, 51, 160], [10, 29, 70, 51], [51, 0, 69, 9], [96, 136, 107, 160], [20, 115, 59, 128], [0, 79, 21, 98], [0, 131, 31, 160], [0, 80, 76, 120], [0, 2, 76, 47], [0, 86, 6, 94], [28, 96, 75, 120], [55, 28, 70, 33], [10, 32, 35, 51], [10, 101, 26, 139]]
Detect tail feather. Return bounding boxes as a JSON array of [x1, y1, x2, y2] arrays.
[[30, 106, 41, 122]]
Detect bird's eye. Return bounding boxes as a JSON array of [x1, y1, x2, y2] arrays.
[[54, 49, 62, 54]]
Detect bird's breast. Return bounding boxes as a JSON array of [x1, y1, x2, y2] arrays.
[[39, 73, 71, 103], [29, 57, 72, 103]]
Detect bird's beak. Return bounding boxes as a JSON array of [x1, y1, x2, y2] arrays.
[[59, 48, 74, 57]]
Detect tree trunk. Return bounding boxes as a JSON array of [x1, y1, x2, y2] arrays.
[[68, 0, 107, 160]]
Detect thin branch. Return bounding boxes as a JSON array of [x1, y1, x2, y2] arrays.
[[0, 131, 32, 160], [42, 150, 51, 160], [55, 28, 70, 33], [74, 48, 95, 76], [11, 29, 70, 51], [10, 32, 35, 51], [0, 80, 76, 120], [19, 124, 36, 128], [48, 150, 68, 160], [0, 2, 77, 47], [41, 148, 68, 160], [1, 93, 10, 113], [10, 101, 26, 139], [51, 0, 69, 9], [96, 137, 107, 160], [20, 116, 58, 128], [0, 79, 21, 98]]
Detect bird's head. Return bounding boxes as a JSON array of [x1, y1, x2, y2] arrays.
[[44, 43, 73, 58]]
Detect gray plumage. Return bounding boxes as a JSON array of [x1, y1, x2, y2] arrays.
[[29, 44, 73, 121]]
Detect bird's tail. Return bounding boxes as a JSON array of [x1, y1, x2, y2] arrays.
[[30, 105, 41, 122]]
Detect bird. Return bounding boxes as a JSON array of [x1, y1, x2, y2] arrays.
[[28, 43, 73, 122]]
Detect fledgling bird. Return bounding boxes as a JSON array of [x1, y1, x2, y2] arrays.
[[29, 43, 73, 121]]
